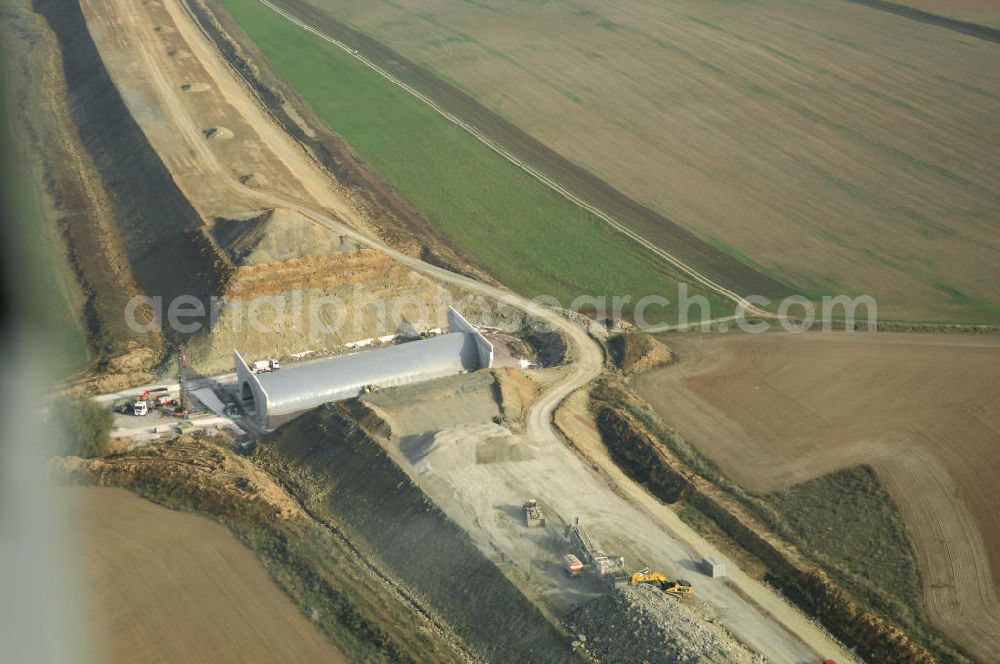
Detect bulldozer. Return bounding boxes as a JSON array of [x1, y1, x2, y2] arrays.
[[523, 499, 546, 527], [630, 569, 693, 595]]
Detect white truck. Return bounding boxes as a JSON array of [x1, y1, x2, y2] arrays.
[[252, 359, 280, 373]]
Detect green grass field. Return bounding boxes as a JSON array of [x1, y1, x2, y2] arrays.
[[765, 466, 924, 629], [219, 0, 731, 324]]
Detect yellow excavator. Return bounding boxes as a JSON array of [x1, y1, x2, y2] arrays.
[[630, 569, 693, 595]]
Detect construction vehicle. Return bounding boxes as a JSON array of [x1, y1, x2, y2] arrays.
[[523, 499, 546, 527], [121, 387, 169, 416], [566, 517, 627, 584], [630, 568, 693, 595], [563, 554, 583, 576], [251, 359, 280, 373]]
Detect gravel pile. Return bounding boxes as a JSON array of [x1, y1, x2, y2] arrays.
[[566, 585, 768, 664]]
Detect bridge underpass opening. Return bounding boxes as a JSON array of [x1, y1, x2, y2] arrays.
[[241, 382, 256, 415]]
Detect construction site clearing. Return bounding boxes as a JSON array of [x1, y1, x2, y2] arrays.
[[89, 341, 826, 661], [97, 321, 522, 442], [20, 0, 873, 660]]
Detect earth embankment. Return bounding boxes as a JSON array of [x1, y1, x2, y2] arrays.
[[36, 0, 230, 339], [263, 401, 580, 664]]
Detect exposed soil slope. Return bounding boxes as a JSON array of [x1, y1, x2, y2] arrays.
[[37, 0, 230, 336], [5, 0, 154, 368], [262, 401, 580, 664], [71, 0, 480, 374]]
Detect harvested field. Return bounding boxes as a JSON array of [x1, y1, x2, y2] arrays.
[[287, 0, 1000, 323], [633, 331, 1000, 660], [64, 434, 471, 662], [69, 486, 345, 664], [214, 0, 735, 320]]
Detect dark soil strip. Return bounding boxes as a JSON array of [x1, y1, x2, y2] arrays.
[[843, 0, 1000, 43], [265, 0, 793, 299], [35, 0, 230, 343]]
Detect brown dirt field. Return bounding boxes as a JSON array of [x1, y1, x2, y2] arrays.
[[293, 0, 1000, 323], [69, 486, 344, 664], [633, 331, 1000, 661]]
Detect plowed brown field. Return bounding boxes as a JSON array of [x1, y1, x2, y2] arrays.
[[71, 487, 344, 664], [634, 331, 1000, 661]]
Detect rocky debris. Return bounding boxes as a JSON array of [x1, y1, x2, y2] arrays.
[[567, 585, 767, 664]]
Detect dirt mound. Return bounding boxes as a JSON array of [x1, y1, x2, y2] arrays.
[[239, 171, 268, 187], [181, 82, 211, 93], [609, 332, 673, 374], [203, 126, 233, 140], [567, 585, 765, 664], [212, 208, 357, 265], [492, 367, 540, 429], [475, 434, 536, 464], [403, 423, 533, 470]]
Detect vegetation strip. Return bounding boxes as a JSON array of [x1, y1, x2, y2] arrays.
[[216, 0, 779, 311]]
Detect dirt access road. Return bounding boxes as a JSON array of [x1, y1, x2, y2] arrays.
[[635, 331, 1000, 661], [69, 486, 345, 664], [80, 0, 853, 659]]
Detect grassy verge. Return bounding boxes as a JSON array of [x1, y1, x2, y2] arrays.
[[217, 0, 731, 324]]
